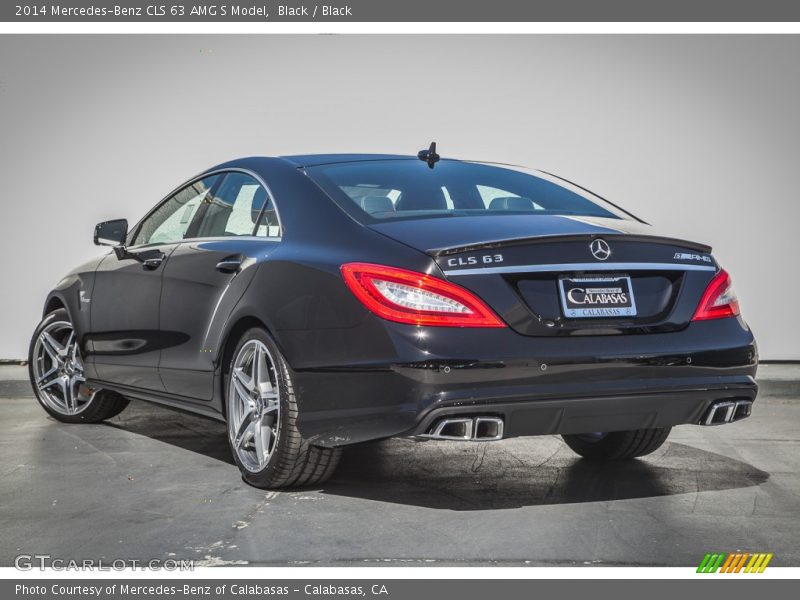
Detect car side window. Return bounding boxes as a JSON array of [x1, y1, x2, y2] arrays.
[[133, 175, 219, 246], [192, 172, 280, 238]]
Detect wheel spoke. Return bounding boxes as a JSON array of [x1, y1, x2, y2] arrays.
[[69, 377, 84, 412], [36, 365, 59, 386], [258, 378, 279, 412], [67, 335, 82, 367], [263, 394, 279, 415], [253, 418, 271, 465], [64, 331, 75, 355], [40, 374, 63, 391], [58, 376, 74, 412], [233, 411, 255, 449], [233, 366, 255, 392], [40, 332, 65, 362], [253, 345, 266, 387], [232, 377, 252, 407]]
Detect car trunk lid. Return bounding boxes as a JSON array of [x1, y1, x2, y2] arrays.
[[368, 215, 717, 336]]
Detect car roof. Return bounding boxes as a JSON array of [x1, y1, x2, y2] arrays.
[[280, 154, 416, 167]]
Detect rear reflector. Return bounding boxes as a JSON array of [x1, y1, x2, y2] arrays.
[[692, 268, 741, 321], [341, 263, 506, 328]]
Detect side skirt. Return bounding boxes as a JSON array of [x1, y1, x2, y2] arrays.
[[87, 379, 226, 423]]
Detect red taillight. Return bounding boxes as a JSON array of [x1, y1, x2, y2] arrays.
[[340, 262, 506, 328], [692, 268, 741, 321]]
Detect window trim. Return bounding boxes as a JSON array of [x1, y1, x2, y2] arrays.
[[128, 167, 284, 249]]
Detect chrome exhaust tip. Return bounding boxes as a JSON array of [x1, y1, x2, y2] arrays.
[[419, 416, 504, 441], [731, 399, 753, 422], [701, 399, 753, 426], [474, 417, 504, 441], [427, 417, 474, 440]]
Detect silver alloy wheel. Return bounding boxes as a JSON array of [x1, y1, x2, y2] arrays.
[[227, 340, 281, 472], [32, 320, 92, 415]]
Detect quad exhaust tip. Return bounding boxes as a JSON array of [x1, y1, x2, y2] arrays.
[[420, 416, 504, 441], [701, 399, 753, 426]]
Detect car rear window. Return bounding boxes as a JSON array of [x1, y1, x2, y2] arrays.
[[305, 159, 632, 222]]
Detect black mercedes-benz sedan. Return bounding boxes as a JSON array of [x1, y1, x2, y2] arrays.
[[29, 148, 758, 488]]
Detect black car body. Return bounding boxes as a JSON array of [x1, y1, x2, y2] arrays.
[[30, 153, 758, 488]]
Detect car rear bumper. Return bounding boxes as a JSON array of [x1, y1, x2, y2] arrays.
[[408, 384, 757, 440], [284, 316, 758, 446]]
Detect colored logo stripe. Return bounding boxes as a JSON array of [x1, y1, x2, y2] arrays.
[[745, 553, 773, 573], [697, 552, 773, 573], [697, 553, 725, 573], [720, 554, 736, 572]]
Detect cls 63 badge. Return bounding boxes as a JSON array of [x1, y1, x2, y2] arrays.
[[446, 253, 504, 267]]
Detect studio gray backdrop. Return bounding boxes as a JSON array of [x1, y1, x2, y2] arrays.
[[0, 35, 797, 359]]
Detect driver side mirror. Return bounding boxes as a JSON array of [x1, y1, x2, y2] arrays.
[[94, 219, 128, 247]]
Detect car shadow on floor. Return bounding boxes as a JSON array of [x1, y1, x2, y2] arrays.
[[320, 438, 770, 510], [105, 401, 769, 511], [105, 400, 235, 465]]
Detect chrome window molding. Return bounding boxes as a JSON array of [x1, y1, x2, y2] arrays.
[[127, 167, 284, 249], [177, 235, 282, 245]]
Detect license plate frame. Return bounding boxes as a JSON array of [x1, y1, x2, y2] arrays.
[[558, 274, 638, 319]]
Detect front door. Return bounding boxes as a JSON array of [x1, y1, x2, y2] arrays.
[[87, 174, 221, 391]]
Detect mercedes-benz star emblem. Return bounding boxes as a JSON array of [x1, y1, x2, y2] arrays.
[[590, 238, 611, 260]]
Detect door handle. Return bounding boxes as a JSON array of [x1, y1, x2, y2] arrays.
[[142, 257, 163, 270], [216, 257, 243, 273]]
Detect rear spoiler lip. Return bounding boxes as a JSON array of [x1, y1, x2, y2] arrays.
[[428, 233, 712, 257]]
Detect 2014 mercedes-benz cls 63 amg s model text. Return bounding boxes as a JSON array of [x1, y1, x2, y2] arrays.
[[29, 146, 758, 488]]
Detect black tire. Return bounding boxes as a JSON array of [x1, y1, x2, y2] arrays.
[[561, 427, 671, 461], [29, 309, 129, 424], [224, 327, 341, 489]]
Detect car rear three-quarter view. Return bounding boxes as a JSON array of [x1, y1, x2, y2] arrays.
[[28, 147, 758, 488]]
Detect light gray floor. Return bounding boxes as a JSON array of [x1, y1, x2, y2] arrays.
[[1, 366, 797, 567]]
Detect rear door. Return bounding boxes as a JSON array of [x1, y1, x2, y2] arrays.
[[89, 174, 220, 390], [158, 171, 282, 400]]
